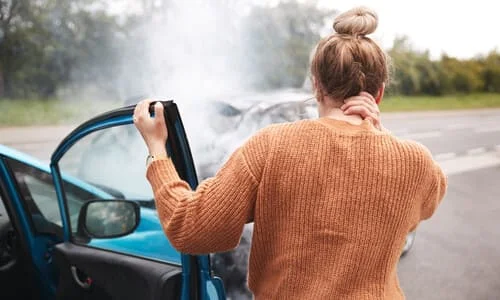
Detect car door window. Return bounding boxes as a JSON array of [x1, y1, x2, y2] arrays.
[[5, 158, 63, 235], [59, 125, 152, 229], [57, 123, 181, 263]]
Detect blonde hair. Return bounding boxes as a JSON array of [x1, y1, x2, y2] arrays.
[[311, 7, 389, 101]]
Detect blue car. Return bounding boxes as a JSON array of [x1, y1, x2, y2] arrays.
[[0, 101, 225, 300]]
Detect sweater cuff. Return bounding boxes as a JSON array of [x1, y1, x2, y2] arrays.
[[146, 158, 182, 192]]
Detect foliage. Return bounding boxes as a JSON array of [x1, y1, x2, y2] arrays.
[[387, 36, 500, 95], [0, 0, 122, 99], [0, 0, 499, 100], [241, 1, 335, 90]]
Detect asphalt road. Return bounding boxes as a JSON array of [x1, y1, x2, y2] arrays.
[[383, 109, 500, 158], [1, 108, 500, 299], [398, 165, 500, 300]]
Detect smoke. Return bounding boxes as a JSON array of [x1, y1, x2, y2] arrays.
[[62, 1, 316, 298], [103, 0, 256, 169], [113, 1, 244, 101]]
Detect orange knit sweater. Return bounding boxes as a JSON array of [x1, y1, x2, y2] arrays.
[[146, 117, 447, 299]]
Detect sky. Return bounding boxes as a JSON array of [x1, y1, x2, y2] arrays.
[[109, 0, 500, 59], [315, 0, 500, 59]]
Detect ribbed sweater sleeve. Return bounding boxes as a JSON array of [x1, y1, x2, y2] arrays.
[[146, 129, 268, 254], [420, 158, 447, 220]]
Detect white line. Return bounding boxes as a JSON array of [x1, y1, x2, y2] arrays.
[[446, 124, 469, 130], [440, 152, 500, 176], [400, 131, 442, 140], [467, 148, 487, 155], [390, 129, 409, 135], [475, 127, 500, 133], [434, 152, 457, 161]]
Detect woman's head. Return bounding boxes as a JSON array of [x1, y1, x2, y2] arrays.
[[311, 7, 389, 105]]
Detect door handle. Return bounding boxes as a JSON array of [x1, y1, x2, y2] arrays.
[[70, 266, 91, 289]]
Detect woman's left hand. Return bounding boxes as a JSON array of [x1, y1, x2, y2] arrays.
[[133, 99, 168, 156], [341, 92, 385, 131]]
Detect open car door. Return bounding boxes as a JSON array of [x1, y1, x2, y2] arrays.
[[49, 101, 224, 300]]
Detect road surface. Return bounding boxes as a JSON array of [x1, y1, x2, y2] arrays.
[[1, 108, 500, 299]]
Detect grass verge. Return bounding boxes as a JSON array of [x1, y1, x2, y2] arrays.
[[1, 93, 500, 126], [381, 93, 500, 112], [0, 99, 120, 127]]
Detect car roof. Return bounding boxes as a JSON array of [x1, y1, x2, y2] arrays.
[[0, 144, 49, 172]]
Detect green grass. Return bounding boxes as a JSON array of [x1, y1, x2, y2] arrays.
[[2, 93, 500, 126], [381, 93, 500, 112], [0, 99, 120, 126]]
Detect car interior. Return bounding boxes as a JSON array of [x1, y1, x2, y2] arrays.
[[0, 186, 42, 300], [0, 187, 183, 300], [0, 158, 184, 300]]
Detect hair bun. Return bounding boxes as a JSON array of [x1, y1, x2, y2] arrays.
[[333, 7, 378, 36]]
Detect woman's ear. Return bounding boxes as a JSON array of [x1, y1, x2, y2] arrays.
[[375, 83, 385, 105]]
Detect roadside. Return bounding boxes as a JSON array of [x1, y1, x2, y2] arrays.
[[0, 99, 120, 127], [0, 125, 75, 161], [398, 165, 500, 300], [1, 93, 500, 127], [380, 93, 500, 112], [2, 109, 500, 299]]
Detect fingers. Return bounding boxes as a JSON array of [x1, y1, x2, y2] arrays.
[[154, 102, 165, 125], [343, 106, 378, 121], [342, 92, 380, 116], [341, 100, 378, 114], [365, 116, 381, 130], [344, 95, 377, 106], [342, 92, 384, 132], [134, 98, 154, 123], [139, 98, 153, 118]]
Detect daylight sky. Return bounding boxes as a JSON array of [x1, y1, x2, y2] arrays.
[[315, 0, 499, 59], [110, 0, 499, 59]]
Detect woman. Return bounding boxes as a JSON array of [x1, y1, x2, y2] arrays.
[[134, 7, 447, 300]]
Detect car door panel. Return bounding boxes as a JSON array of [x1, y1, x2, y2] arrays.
[[53, 243, 182, 300], [0, 101, 225, 300], [49, 101, 224, 300]]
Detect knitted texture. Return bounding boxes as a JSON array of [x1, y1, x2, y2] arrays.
[[146, 117, 447, 300]]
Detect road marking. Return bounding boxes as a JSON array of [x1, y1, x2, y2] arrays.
[[475, 127, 500, 133], [467, 148, 487, 155], [390, 129, 409, 135], [440, 151, 500, 176], [435, 152, 457, 161], [446, 124, 469, 130], [400, 131, 442, 140]]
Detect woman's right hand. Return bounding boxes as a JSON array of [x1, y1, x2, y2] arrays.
[[341, 92, 386, 131]]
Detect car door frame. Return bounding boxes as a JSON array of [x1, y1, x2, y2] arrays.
[[49, 101, 224, 300], [0, 150, 61, 299]]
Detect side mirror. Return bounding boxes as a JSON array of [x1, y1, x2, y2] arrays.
[[77, 200, 140, 239]]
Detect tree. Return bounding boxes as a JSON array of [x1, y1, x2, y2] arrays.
[[0, 0, 122, 99], [482, 51, 500, 92], [440, 55, 483, 93], [241, 1, 335, 90], [387, 36, 442, 95]]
